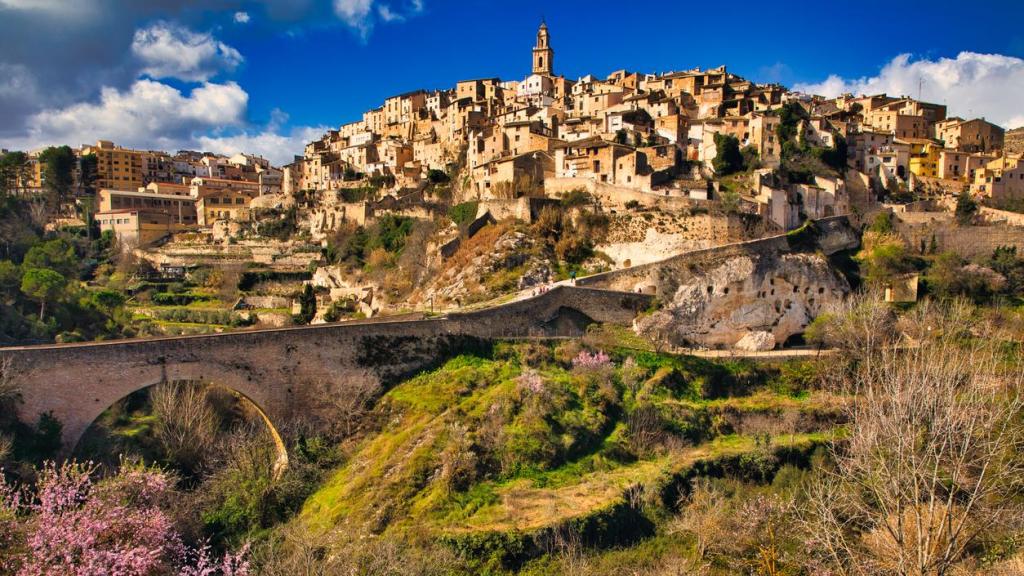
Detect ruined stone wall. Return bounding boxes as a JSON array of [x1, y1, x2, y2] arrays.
[[605, 212, 763, 245], [477, 197, 561, 223]]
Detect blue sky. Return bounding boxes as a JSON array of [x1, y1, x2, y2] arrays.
[[1, 0, 1023, 164]]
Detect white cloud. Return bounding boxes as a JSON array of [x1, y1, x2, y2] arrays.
[[198, 125, 327, 166], [377, 4, 402, 22], [13, 79, 247, 151], [794, 52, 1024, 129], [132, 21, 243, 82], [6, 79, 321, 166], [233, 11, 250, 24], [333, 0, 422, 38], [334, 0, 373, 37]]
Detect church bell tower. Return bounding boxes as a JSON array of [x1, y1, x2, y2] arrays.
[[532, 21, 554, 76]]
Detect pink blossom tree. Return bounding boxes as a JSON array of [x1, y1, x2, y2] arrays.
[[0, 461, 249, 576], [571, 349, 612, 370]]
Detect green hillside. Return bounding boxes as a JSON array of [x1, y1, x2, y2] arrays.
[[292, 342, 846, 574]]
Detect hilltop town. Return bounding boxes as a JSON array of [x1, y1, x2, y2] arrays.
[[1, 23, 1023, 347], [4, 15, 1024, 576]]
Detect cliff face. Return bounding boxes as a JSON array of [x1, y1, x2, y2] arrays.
[[636, 251, 850, 350]]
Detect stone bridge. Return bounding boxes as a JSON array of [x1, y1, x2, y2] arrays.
[[0, 286, 652, 466]]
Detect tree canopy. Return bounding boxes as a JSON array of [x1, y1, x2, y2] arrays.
[[20, 267, 66, 321], [38, 145, 76, 203], [712, 133, 744, 176]]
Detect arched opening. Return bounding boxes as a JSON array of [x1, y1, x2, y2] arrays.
[[541, 306, 596, 337], [75, 379, 287, 480]]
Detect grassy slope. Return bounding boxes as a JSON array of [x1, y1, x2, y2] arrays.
[[300, 348, 842, 542]]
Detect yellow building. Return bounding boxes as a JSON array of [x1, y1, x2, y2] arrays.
[[81, 140, 147, 190], [196, 189, 252, 226], [904, 139, 941, 179], [15, 155, 45, 194]]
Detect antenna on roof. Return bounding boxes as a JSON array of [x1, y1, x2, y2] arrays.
[[918, 77, 924, 101]]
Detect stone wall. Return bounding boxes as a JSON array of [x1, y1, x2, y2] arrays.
[[895, 213, 1024, 258], [544, 177, 695, 212], [979, 206, 1024, 227], [580, 217, 858, 295], [476, 197, 560, 223]]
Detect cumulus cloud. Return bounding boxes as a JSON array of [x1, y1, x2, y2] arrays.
[[0, 3, 423, 158], [794, 52, 1024, 129], [7, 79, 321, 166], [198, 124, 328, 166], [12, 79, 247, 151], [132, 21, 243, 82]]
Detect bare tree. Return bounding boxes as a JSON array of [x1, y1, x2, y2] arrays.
[[540, 523, 590, 576], [321, 378, 380, 439], [813, 292, 898, 389], [26, 198, 49, 230], [804, 302, 1024, 575], [150, 381, 218, 471], [438, 421, 477, 494], [253, 523, 339, 576], [0, 356, 18, 407], [670, 478, 729, 564], [626, 403, 666, 456]]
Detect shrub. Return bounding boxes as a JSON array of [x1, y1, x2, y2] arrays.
[[560, 189, 593, 208], [293, 284, 316, 325], [448, 201, 479, 228], [867, 211, 893, 234], [955, 191, 978, 225]]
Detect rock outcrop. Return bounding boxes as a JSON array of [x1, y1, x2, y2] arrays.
[[636, 251, 849, 349], [422, 227, 548, 305]]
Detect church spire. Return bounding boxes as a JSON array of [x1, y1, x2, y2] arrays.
[[532, 21, 553, 76]]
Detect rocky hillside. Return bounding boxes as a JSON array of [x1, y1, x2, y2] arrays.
[[637, 251, 850, 350]]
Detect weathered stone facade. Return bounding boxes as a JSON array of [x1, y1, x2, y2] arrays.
[[636, 251, 850, 348], [580, 216, 859, 349]]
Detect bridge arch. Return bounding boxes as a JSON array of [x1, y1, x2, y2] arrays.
[[74, 378, 289, 477], [9, 351, 295, 477]]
